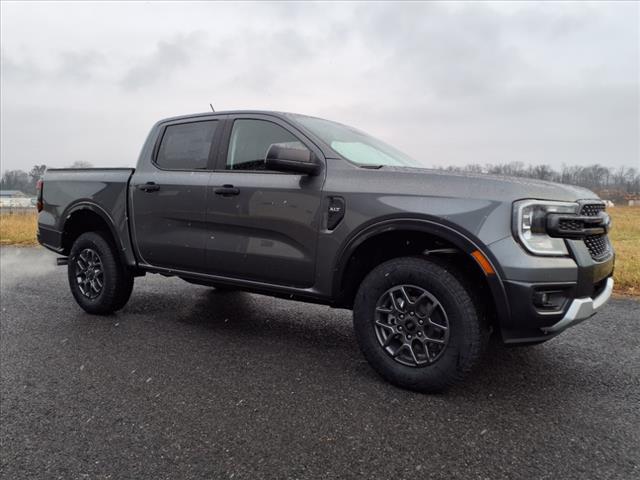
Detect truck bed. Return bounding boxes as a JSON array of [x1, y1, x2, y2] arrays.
[[37, 168, 136, 263]]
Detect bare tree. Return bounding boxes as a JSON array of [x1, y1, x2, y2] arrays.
[[0, 170, 31, 194], [68, 160, 94, 168], [434, 162, 639, 201], [28, 164, 47, 191]]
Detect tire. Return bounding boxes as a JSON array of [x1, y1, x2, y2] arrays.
[[67, 231, 134, 315], [353, 257, 488, 393]]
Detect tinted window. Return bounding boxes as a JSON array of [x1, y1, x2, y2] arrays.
[[156, 121, 218, 170], [226, 119, 306, 171]]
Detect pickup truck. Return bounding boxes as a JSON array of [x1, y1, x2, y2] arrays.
[[37, 110, 615, 392]]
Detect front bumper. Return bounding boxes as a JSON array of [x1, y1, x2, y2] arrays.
[[489, 234, 615, 344], [541, 277, 614, 333]]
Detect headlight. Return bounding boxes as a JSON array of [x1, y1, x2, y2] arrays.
[[512, 200, 578, 256]]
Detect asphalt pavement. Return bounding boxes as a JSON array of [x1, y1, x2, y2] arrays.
[[1, 246, 639, 479]]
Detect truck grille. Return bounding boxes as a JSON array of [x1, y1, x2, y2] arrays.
[[584, 234, 609, 259], [580, 202, 611, 260], [581, 203, 605, 217]]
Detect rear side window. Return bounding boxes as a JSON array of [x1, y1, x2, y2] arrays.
[[226, 119, 306, 171], [156, 121, 218, 170]]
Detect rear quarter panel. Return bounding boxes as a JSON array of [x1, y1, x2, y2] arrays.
[[39, 168, 136, 265]]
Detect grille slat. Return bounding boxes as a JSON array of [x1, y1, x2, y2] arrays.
[[559, 219, 582, 231], [580, 203, 610, 260]]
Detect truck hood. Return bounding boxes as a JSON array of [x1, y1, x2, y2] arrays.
[[373, 166, 598, 203]]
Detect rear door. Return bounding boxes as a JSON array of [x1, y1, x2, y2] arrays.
[[204, 114, 325, 287], [130, 117, 223, 272]]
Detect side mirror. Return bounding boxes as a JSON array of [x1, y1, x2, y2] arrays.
[[265, 144, 321, 176]]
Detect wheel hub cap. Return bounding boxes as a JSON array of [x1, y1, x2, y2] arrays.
[[374, 285, 450, 367], [404, 319, 417, 332]]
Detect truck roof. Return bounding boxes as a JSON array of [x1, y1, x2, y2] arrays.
[[157, 110, 300, 124]]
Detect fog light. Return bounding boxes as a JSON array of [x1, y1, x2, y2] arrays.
[[533, 290, 565, 310], [534, 292, 549, 306]]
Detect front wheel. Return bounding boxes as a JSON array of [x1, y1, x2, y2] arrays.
[[353, 257, 487, 393], [68, 232, 134, 315]]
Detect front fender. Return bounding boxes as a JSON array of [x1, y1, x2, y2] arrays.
[[331, 215, 511, 327]]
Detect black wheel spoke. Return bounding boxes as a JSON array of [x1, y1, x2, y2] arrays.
[[399, 286, 412, 306], [416, 296, 437, 319], [375, 318, 393, 330], [74, 248, 104, 299], [374, 284, 450, 368], [407, 341, 422, 365], [388, 291, 403, 312], [422, 341, 432, 361], [423, 335, 445, 345], [390, 343, 406, 357], [383, 333, 398, 348], [428, 318, 448, 331]]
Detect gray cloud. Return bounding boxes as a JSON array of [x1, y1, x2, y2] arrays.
[[1, 48, 106, 84], [0, 52, 41, 83], [120, 33, 203, 91], [57, 50, 105, 81]]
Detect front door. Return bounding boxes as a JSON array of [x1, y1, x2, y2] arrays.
[[131, 118, 222, 272], [205, 115, 325, 287]]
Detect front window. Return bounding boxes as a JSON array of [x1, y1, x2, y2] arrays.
[[292, 115, 421, 168], [227, 119, 307, 171]]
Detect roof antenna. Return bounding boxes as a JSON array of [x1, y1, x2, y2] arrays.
[[209, 103, 215, 112]]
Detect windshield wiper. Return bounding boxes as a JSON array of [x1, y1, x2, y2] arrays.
[[358, 164, 384, 169]]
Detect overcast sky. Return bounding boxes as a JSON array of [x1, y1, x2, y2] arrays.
[[1, 1, 638, 172]]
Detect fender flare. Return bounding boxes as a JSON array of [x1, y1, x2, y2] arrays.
[[60, 201, 127, 261], [332, 216, 511, 324]]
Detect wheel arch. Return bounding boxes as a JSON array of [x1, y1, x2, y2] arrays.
[[60, 202, 126, 264], [331, 217, 511, 327]]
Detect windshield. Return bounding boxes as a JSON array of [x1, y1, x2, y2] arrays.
[[292, 115, 422, 168]]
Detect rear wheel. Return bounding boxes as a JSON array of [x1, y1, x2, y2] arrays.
[[68, 232, 134, 315], [353, 257, 487, 392]]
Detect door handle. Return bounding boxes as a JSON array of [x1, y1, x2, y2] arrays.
[[137, 182, 160, 192], [214, 184, 240, 196]]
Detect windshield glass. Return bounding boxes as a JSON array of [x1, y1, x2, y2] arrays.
[[292, 115, 422, 168]]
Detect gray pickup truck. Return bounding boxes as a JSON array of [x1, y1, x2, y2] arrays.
[[37, 111, 615, 392]]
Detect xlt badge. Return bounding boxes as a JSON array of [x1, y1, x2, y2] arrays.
[[327, 196, 345, 230]]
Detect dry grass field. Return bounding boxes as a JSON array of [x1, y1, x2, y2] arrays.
[[1, 207, 638, 295], [608, 206, 640, 296], [0, 211, 38, 246]]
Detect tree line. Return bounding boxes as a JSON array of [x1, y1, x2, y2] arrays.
[[0, 162, 93, 195], [1, 161, 638, 201]]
